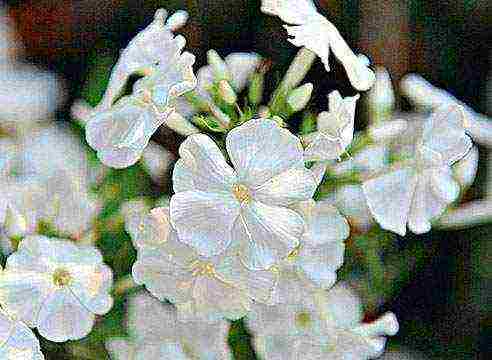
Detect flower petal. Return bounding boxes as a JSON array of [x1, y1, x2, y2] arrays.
[[173, 134, 237, 193], [170, 191, 240, 256], [226, 119, 305, 187], [422, 105, 473, 165], [236, 201, 304, 270], [225, 53, 261, 91], [253, 166, 317, 207], [37, 288, 95, 342], [362, 167, 418, 236]]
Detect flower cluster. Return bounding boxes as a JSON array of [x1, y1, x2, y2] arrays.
[[0, 0, 487, 358]]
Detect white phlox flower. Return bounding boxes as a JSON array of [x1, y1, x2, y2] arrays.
[[303, 90, 359, 162], [362, 105, 473, 236], [0, 123, 103, 242], [106, 292, 231, 360], [0, 236, 113, 342], [261, 0, 375, 91], [130, 207, 278, 322], [267, 199, 349, 296], [0, 307, 44, 360], [247, 283, 399, 360], [170, 118, 318, 270], [85, 9, 197, 168]]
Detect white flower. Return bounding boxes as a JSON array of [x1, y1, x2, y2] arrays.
[[94, 9, 190, 112], [130, 207, 278, 322], [0, 308, 44, 360], [85, 9, 197, 168], [248, 283, 398, 360], [303, 91, 359, 161], [293, 200, 349, 288], [268, 199, 349, 295], [106, 292, 231, 360], [362, 105, 473, 236], [170, 119, 317, 270], [0, 236, 113, 342], [261, 0, 375, 91]]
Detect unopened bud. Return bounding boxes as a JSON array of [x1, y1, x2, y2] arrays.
[[209, 103, 231, 128], [207, 50, 230, 82], [4, 205, 27, 239], [218, 80, 237, 105], [367, 67, 395, 124], [165, 10, 189, 31], [164, 111, 200, 136], [248, 72, 265, 105], [287, 83, 313, 113]]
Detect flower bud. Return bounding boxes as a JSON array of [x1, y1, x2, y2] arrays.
[[207, 50, 230, 82], [3, 205, 27, 239], [287, 83, 313, 113], [218, 80, 237, 105], [165, 10, 189, 31], [164, 111, 200, 136], [209, 103, 231, 128], [367, 67, 395, 124], [248, 72, 265, 105]]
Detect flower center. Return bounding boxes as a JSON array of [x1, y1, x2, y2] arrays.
[[52, 268, 72, 287], [295, 311, 312, 329], [232, 184, 251, 203], [190, 260, 216, 277]]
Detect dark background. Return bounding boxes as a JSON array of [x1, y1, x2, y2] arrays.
[[4, 0, 491, 358]]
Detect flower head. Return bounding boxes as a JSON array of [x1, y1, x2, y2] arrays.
[[170, 119, 317, 270], [0, 236, 113, 342], [362, 105, 473, 236], [130, 207, 278, 322], [248, 283, 398, 360], [85, 9, 197, 168]]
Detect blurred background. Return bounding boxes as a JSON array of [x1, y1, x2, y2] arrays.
[[1, 0, 491, 359]]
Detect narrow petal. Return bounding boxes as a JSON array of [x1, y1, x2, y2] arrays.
[[362, 167, 418, 236], [170, 191, 240, 256], [226, 119, 304, 187], [236, 201, 304, 270]]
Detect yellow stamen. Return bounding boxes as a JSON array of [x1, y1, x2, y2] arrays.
[[232, 184, 251, 203], [52, 268, 72, 287]]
